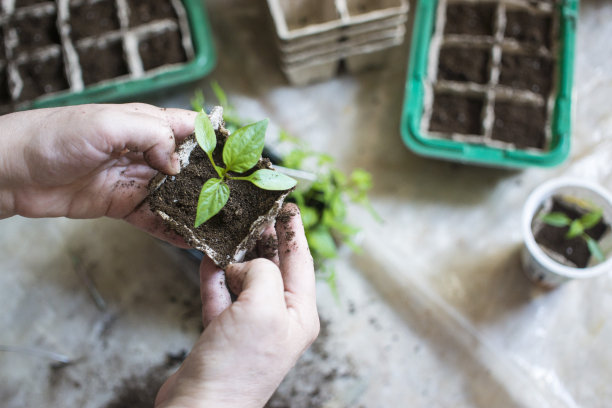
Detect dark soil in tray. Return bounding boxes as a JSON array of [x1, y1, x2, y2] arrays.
[[70, 0, 120, 42], [444, 3, 496, 37], [14, 0, 48, 7], [139, 29, 186, 71], [429, 92, 484, 135], [78, 39, 128, 85], [505, 10, 552, 49], [17, 54, 68, 101], [148, 134, 288, 268], [535, 196, 609, 268], [438, 46, 490, 84], [499, 53, 553, 96], [13, 11, 61, 53], [492, 101, 546, 148], [127, 0, 177, 27], [0, 67, 10, 105]]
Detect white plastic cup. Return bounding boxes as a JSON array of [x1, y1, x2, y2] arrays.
[[522, 178, 612, 288]]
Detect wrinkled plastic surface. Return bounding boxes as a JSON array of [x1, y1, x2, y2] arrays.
[[1, 1, 612, 407]]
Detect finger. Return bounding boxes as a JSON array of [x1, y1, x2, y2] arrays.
[[97, 107, 180, 175], [257, 226, 280, 266], [276, 203, 315, 299], [119, 103, 196, 142], [225, 259, 285, 308], [123, 202, 190, 248], [159, 108, 198, 142], [200, 256, 231, 328]]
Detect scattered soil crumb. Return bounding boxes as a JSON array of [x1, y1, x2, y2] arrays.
[[104, 353, 186, 408]]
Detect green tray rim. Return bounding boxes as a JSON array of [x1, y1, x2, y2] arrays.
[[28, 0, 216, 109], [400, 0, 579, 168]]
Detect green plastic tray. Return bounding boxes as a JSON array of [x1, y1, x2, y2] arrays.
[[29, 0, 215, 109], [400, 0, 578, 168]]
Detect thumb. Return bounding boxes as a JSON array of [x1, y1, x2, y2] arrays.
[[200, 257, 231, 328], [225, 259, 285, 308]]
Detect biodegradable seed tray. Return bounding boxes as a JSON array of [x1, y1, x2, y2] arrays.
[[267, 0, 409, 41], [266, 0, 409, 85], [401, 0, 577, 168], [0, 0, 215, 113]]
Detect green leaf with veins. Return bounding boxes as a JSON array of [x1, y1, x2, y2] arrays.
[[223, 119, 268, 173], [195, 178, 229, 228], [580, 209, 603, 230], [195, 110, 216, 155], [540, 212, 572, 227], [241, 169, 297, 190]]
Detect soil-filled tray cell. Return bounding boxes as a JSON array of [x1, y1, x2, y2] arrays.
[[499, 53, 553, 95], [70, 0, 120, 42], [438, 46, 490, 84], [444, 3, 496, 37], [17, 53, 69, 101], [492, 101, 546, 149], [13, 11, 61, 53], [139, 29, 186, 71], [127, 0, 178, 27], [429, 92, 484, 136], [15, 0, 49, 7], [0, 67, 11, 105], [78, 39, 128, 85], [279, 0, 340, 31], [505, 10, 552, 49], [346, 0, 402, 16]]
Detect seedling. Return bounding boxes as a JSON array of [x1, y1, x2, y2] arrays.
[[191, 84, 379, 296], [540, 204, 605, 262], [193, 111, 297, 228]]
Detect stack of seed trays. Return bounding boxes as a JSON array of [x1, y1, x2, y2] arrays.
[[266, 0, 409, 86], [401, 0, 578, 168], [0, 0, 215, 113]]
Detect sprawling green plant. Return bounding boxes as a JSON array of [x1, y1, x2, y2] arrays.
[[191, 84, 379, 293], [193, 111, 296, 227], [540, 204, 605, 262]]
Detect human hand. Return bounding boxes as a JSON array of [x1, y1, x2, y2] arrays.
[[155, 204, 320, 408], [0, 103, 195, 245]]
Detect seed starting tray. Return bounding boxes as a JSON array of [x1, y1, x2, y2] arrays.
[[401, 0, 577, 168], [0, 0, 215, 113]]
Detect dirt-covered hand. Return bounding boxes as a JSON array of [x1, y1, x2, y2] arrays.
[[0, 103, 195, 245], [155, 204, 320, 408]]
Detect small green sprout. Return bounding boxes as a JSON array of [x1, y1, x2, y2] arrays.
[[540, 206, 605, 262], [193, 111, 297, 228]]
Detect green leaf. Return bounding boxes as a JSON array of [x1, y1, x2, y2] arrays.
[[300, 206, 319, 229], [566, 220, 584, 238], [191, 90, 205, 112], [195, 110, 216, 155], [211, 81, 228, 108], [244, 169, 297, 190], [585, 234, 605, 262], [580, 209, 603, 230], [350, 169, 373, 192], [306, 226, 337, 259], [282, 149, 309, 169], [540, 212, 572, 227], [223, 119, 268, 173], [194, 178, 230, 228]]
